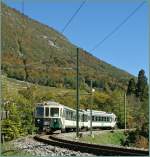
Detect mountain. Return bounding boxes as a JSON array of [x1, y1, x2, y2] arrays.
[[1, 3, 134, 91]]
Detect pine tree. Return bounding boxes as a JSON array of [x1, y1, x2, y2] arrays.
[[136, 69, 148, 100], [127, 78, 136, 95]]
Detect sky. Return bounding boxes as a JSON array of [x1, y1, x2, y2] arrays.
[[3, 0, 149, 77]]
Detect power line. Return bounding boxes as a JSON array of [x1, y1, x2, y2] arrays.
[[22, 0, 24, 15], [54, 0, 87, 43], [90, 1, 146, 52], [61, 0, 87, 33]]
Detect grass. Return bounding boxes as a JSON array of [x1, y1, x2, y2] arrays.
[[2, 75, 88, 95], [79, 131, 125, 146], [2, 75, 88, 96], [1, 75, 88, 109]]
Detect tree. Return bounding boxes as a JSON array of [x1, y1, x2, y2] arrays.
[[136, 69, 148, 100], [127, 78, 136, 95]]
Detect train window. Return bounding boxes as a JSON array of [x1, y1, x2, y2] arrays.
[[99, 117, 101, 121], [83, 114, 88, 122], [65, 109, 74, 120], [109, 117, 112, 122], [50, 108, 59, 117], [102, 117, 106, 121], [92, 116, 95, 121], [64, 109, 66, 117], [66, 111, 69, 120], [106, 117, 109, 122], [70, 112, 73, 120], [97, 117, 100, 121], [100, 117, 102, 121], [95, 117, 98, 121], [73, 112, 76, 121], [36, 107, 44, 117], [45, 107, 49, 117], [96, 117, 98, 121]]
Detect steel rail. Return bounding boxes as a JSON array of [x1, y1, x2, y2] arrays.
[[34, 134, 149, 156]]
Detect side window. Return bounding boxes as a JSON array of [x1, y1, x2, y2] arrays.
[[100, 117, 102, 122], [64, 109, 66, 117], [45, 107, 49, 117], [92, 116, 95, 121], [95, 117, 98, 121], [71, 112, 73, 120], [106, 117, 109, 122], [60, 108, 63, 117], [110, 117, 112, 122], [84, 115, 88, 122], [102, 117, 104, 122], [73, 112, 76, 121], [67, 111, 69, 120]]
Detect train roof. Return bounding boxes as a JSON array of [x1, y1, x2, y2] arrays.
[[36, 101, 65, 107], [36, 101, 116, 116], [36, 101, 81, 112], [86, 109, 115, 116]]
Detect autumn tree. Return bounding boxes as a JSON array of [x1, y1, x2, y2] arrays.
[[127, 78, 136, 95], [136, 69, 148, 100]]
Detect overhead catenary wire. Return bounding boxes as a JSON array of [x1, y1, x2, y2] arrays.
[[54, 0, 87, 43], [61, 0, 87, 34], [90, 1, 146, 52]]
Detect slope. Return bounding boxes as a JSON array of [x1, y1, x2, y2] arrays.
[[1, 3, 134, 91]]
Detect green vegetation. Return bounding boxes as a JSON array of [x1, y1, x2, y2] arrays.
[[127, 69, 148, 101], [121, 124, 149, 149], [1, 71, 148, 149], [79, 131, 125, 145]]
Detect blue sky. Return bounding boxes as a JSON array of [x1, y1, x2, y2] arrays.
[[3, 0, 149, 77]]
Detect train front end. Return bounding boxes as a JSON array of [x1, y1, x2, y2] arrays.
[[35, 103, 62, 132]]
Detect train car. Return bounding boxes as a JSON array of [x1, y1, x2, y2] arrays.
[[86, 109, 116, 129], [35, 101, 62, 132], [35, 101, 117, 132], [35, 101, 86, 132]]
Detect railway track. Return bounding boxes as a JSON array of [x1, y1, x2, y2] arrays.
[[34, 134, 149, 156]]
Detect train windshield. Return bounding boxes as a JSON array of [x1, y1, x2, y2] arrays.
[[50, 108, 59, 117], [36, 107, 44, 117]]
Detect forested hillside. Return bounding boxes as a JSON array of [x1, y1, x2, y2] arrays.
[[2, 3, 133, 91]]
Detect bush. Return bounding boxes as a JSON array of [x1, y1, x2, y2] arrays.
[[2, 119, 23, 141]]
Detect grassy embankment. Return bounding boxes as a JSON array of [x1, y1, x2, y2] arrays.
[[79, 131, 125, 146]]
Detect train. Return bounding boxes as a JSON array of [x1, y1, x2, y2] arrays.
[[34, 101, 117, 132]]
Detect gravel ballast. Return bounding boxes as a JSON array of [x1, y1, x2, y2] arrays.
[[10, 135, 95, 156]]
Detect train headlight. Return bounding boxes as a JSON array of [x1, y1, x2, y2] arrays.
[[37, 119, 40, 123]]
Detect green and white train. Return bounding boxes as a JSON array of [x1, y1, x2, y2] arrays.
[[35, 101, 117, 132]]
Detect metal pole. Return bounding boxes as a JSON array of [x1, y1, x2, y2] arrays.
[[76, 48, 79, 137], [124, 93, 127, 130], [90, 80, 93, 136]]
